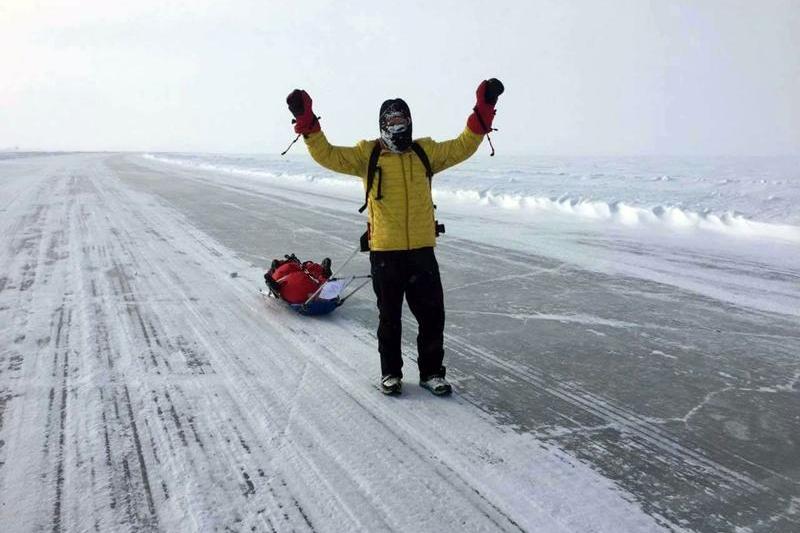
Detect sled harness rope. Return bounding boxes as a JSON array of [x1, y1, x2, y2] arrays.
[[281, 115, 321, 156], [472, 107, 498, 157]]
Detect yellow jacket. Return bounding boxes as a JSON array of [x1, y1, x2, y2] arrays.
[[304, 127, 483, 251]]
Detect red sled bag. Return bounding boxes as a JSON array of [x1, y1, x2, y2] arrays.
[[265, 255, 331, 305], [261, 248, 371, 316]]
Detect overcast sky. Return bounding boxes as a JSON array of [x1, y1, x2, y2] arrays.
[[1, 0, 798, 155]]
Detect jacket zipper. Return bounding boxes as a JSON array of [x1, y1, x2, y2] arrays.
[[401, 153, 410, 249]]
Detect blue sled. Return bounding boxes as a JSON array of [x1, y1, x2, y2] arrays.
[[289, 298, 341, 316]]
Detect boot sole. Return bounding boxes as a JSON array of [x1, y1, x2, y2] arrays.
[[380, 384, 402, 395], [420, 384, 452, 396]]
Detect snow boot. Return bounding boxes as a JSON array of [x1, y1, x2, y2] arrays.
[[419, 376, 452, 396], [380, 375, 402, 395]]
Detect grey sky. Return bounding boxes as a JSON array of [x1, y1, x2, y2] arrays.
[[1, 0, 798, 155]]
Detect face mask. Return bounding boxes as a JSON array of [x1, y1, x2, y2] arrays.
[[379, 99, 413, 153]]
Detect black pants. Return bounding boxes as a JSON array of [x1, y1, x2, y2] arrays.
[[370, 247, 446, 380]]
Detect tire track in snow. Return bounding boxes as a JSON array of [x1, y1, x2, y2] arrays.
[[123, 385, 158, 527], [51, 308, 71, 533], [87, 160, 321, 531], [0, 161, 163, 531]]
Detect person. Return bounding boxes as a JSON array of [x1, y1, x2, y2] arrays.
[[265, 255, 332, 305], [285, 79, 504, 395]]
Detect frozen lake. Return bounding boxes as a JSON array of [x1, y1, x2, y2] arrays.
[[0, 152, 797, 532]]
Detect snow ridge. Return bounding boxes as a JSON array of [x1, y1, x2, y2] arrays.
[[433, 188, 800, 243], [143, 153, 800, 243]]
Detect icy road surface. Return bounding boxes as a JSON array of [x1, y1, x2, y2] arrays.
[[0, 153, 798, 532]]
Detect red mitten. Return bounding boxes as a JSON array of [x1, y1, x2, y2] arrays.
[[467, 79, 504, 134], [286, 89, 321, 135]]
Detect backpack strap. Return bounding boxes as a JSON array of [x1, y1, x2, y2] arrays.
[[410, 142, 433, 181], [358, 141, 382, 213], [410, 141, 438, 210]]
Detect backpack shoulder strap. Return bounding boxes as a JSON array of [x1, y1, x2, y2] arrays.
[[411, 141, 440, 211], [359, 141, 382, 213], [410, 142, 434, 181]]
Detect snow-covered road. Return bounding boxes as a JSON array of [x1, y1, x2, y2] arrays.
[[0, 154, 670, 531], [2, 153, 798, 532]]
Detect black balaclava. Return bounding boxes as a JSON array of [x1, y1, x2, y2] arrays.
[[379, 99, 412, 153]]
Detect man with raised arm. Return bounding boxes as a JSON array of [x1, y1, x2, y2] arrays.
[[285, 79, 504, 395]]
